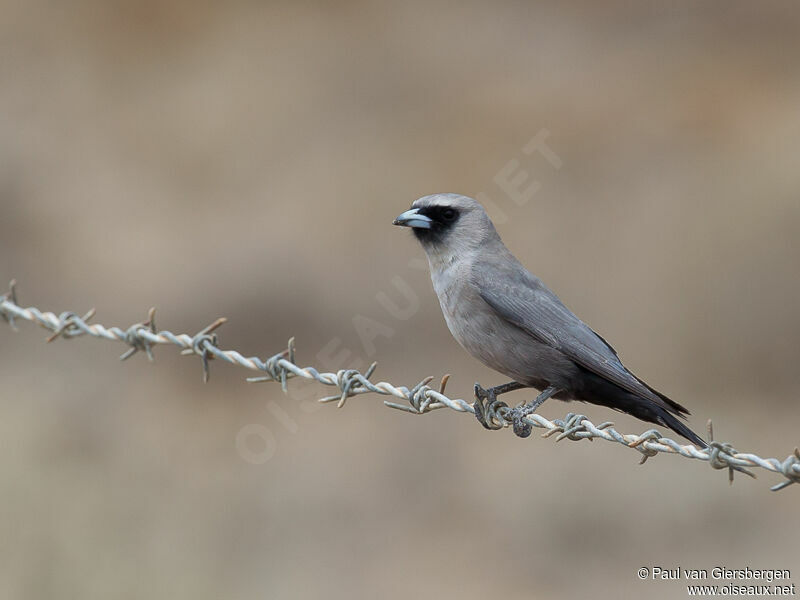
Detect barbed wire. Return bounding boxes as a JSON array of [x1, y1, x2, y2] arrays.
[[2, 280, 798, 491]]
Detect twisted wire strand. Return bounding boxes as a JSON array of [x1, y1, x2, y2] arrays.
[[2, 281, 798, 491]]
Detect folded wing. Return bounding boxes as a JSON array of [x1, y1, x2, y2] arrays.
[[475, 263, 685, 415]]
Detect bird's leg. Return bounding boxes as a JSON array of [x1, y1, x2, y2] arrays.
[[508, 385, 562, 438], [473, 380, 528, 430]]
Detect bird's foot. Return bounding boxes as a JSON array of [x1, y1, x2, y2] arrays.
[[506, 406, 533, 438], [507, 386, 561, 438], [473, 383, 507, 430]]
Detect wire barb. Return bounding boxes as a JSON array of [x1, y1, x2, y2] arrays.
[[1, 280, 19, 331], [2, 281, 799, 491]]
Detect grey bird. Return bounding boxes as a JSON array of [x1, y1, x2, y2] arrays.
[[393, 193, 706, 447]]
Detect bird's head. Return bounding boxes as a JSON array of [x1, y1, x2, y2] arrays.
[[392, 194, 499, 261]]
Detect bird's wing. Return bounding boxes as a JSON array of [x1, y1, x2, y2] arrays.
[[476, 264, 664, 405]]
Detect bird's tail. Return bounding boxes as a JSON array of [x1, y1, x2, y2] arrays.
[[632, 377, 708, 448], [581, 375, 707, 448], [647, 405, 707, 448], [603, 395, 707, 448]]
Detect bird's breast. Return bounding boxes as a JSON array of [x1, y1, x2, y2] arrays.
[[430, 265, 581, 390], [434, 273, 517, 373]]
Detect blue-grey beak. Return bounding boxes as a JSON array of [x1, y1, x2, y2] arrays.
[[393, 208, 433, 229]]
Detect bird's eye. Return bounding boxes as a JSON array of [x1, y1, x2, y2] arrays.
[[442, 208, 457, 221]]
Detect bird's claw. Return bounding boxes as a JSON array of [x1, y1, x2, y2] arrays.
[[507, 407, 533, 438], [473, 383, 506, 430]]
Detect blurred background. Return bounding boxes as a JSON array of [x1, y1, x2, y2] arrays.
[[1, 0, 799, 598]]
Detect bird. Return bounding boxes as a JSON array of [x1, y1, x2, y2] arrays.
[[392, 193, 706, 447]]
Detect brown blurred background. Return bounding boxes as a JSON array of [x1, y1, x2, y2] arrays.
[[1, 1, 799, 598]]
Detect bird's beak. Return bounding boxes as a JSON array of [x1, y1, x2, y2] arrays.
[[392, 208, 433, 229]]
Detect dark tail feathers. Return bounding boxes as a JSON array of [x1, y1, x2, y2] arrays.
[[580, 372, 707, 448], [633, 378, 707, 448], [649, 405, 707, 448]]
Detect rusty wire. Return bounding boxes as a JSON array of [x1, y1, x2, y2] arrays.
[[2, 280, 799, 491]]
